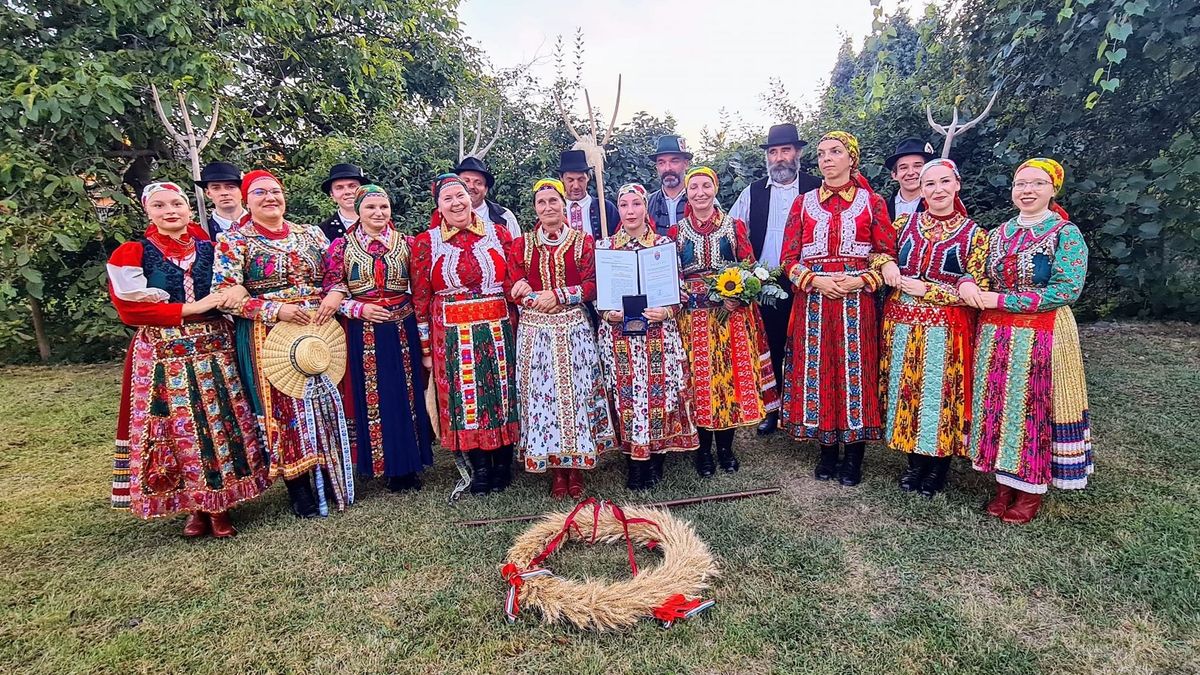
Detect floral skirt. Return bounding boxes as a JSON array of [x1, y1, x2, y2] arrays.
[[969, 307, 1093, 493], [597, 316, 699, 459], [113, 319, 270, 519], [515, 306, 615, 472]]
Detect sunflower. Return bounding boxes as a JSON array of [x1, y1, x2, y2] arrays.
[[716, 268, 744, 298]]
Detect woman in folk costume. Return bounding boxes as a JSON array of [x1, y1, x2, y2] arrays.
[[878, 159, 989, 498], [505, 178, 615, 499], [318, 185, 433, 492], [597, 183, 699, 491], [107, 182, 269, 538], [212, 170, 354, 518], [411, 174, 519, 495], [968, 158, 1092, 524], [667, 166, 779, 476], [779, 131, 897, 486]]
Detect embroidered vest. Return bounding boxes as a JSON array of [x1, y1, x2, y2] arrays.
[[799, 188, 873, 261], [676, 214, 738, 277], [141, 239, 213, 303], [986, 218, 1069, 294], [242, 228, 324, 296], [343, 231, 411, 297], [522, 229, 586, 291], [895, 213, 979, 287]]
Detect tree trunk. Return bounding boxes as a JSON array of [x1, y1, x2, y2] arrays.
[[29, 296, 51, 361]]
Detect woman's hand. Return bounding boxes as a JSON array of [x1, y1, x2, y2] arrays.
[[360, 304, 391, 323], [315, 292, 343, 325], [643, 307, 670, 322], [217, 285, 249, 310], [723, 299, 741, 312], [277, 304, 312, 325], [834, 274, 866, 293], [605, 310, 624, 324], [510, 279, 533, 301], [881, 261, 902, 286], [959, 281, 985, 309], [531, 290, 558, 312], [182, 292, 224, 317], [898, 277, 928, 297], [809, 275, 847, 299], [421, 355, 432, 369]]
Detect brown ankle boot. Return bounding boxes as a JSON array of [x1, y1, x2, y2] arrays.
[[182, 512, 210, 538], [567, 469, 585, 499], [550, 469, 570, 500], [1001, 491, 1043, 525], [209, 511, 237, 538], [984, 484, 1016, 518]]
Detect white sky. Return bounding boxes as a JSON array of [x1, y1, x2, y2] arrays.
[[459, 0, 910, 143]]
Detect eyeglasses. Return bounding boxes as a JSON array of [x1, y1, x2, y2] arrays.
[[249, 188, 284, 197], [1012, 180, 1052, 190]]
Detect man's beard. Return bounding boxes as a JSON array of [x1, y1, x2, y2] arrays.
[[768, 159, 799, 183], [660, 171, 681, 188]]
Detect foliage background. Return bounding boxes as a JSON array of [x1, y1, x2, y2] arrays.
[[1, 0, 1196, 362]]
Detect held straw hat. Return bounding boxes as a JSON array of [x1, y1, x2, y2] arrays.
[[261, 320, 347, 399]]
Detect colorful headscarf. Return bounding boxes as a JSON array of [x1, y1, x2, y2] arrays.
[[683, 166, 719, 190], [241, 169, 282, 202], [140, 181, 186, 211], [917, 158, 968, 217], [820, 131, 861, 172], [431, 173, 468, 201], [139, 181, 207, 253], [1015, 157, 1069, 220], [354, 184, 389, 214], [617, 183, 648, 205], [532, 178, 566, 202]]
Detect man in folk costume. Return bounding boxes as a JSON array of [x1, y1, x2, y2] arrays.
[[779, 131, 897, 486], [558, 149, 619, 241], [646, 135, 692, 234], [316, 163, 373, 242], [195, 161, 247, 237], [455, 156, 521, 238], [728, 123, 822, 435], [883, 137, 937, 221]]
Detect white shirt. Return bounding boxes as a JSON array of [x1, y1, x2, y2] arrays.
[[663, 190, 684, 226], [474, 203, 521, 238], [338, 211, 357, 228], [729, 176, 801, 268], [565, 194, 593, 232], [210, 209, 248, 233], [894, 192, 922, 219]]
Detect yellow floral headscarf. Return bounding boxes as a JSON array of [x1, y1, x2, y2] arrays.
[[532, 178, 566, 202], [1016, 157, 1065, 194], [683, 166, 719, 190], [820, 131, 861, 172]]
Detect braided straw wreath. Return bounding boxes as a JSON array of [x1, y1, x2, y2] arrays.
[[501, 499, 719, 631]]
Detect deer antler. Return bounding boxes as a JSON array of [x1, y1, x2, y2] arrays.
[[953, 89, 998, 136], [927, 89, 1000, 158], [599, 75, 622, 146]]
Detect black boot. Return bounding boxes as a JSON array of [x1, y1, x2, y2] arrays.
[[490, 445, 513, 493], [387, 473, 422, 492], [918, 456, 952, 498], [838, 442, 865, 487], [715, 429, 739, 473], [285, 475, 319, 518], [898, 454, 928, 492], [814, 444, 839, 481], [695, 428, 716, 477], [647, 453, 665, 487], [756, 411, 779, 436], [627, 457, 648, 491], [467, 450, 491, 495]]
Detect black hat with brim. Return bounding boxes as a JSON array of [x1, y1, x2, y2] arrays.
[[760, 124, 807, 150], [195, 161, 243, 188], [453, 156, 495, 190], [321, 163, 372, 194], [648, 135, 694, 160], [884, 138, 938, 171], [556, 149, 592, 174]]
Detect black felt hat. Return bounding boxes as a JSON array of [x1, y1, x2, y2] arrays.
[[648, 135, 693, 160], [759, 124, 807, 150], [453, 156, 495, 190], [556, 149, 592, 174], [883, 138, 937, 171], [195, 162, 243, 188], [321, 163, 372, 194]]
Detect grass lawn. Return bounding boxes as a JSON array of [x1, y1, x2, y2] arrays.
[[1, 322, 1197, 674]]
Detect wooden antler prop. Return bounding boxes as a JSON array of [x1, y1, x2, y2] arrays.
[[554, 75, 622, 238], [458, 106, 504, 162], [150, 84, 220, 228], [926, 89, 999, 158]]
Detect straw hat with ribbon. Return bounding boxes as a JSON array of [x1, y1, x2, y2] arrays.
[[261, 320, 348, 399]]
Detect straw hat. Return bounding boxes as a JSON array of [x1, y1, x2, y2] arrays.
[[261, 320, 347, 399]]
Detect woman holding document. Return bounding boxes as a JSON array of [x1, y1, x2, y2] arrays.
[[595, 183, 699, 491], [668, 166, 780, 476]]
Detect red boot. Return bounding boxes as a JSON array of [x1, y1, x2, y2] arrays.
[[182, 512, 210, 538], [567, 469, 585, 499], [1001, 491, 1043, 525], [984, 484, 1016, 518], [209, 511, 238, 538], [550, 469, 570, 500]]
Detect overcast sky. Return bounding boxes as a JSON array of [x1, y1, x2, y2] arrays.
[[459, 0, 910, 143]]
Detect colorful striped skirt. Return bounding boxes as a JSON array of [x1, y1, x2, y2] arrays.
[[515, 305, 615, 472], [113, 319, 270, 518], [880, 293, 975, 457], [969, 307, 1093, 493], [429, 294, 519, 452]]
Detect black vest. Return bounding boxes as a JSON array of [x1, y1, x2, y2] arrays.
[[141, 239, 214, 302], [747, 174, 821, 258]]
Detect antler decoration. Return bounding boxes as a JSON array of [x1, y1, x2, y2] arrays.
[[458, 106, 504, 162], [554, 75, 622, 238], [926, 89, 999, 158], [150, 84, 221, 229]]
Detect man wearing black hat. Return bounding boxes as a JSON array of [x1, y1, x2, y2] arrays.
[[316, 163, 372, 242], [646, 135, 692, 234], [727, 123, 822, 435], [558, 149, 618, 240], [196, 161, 247, 237], [883, 138, 937, 221], [454, 156, 521, 238]]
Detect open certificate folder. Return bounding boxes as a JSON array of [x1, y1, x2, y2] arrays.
[[594, 242, 682, 311]]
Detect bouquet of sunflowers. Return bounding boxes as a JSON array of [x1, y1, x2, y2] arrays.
[[704, 261, 789, 319]]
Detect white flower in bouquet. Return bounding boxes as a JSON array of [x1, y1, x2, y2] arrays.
[[739, 269, 751, 282], [753, 266, 770, 281]]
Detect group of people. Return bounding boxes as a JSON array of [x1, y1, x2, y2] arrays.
[[107, 122, 1094, 539]]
